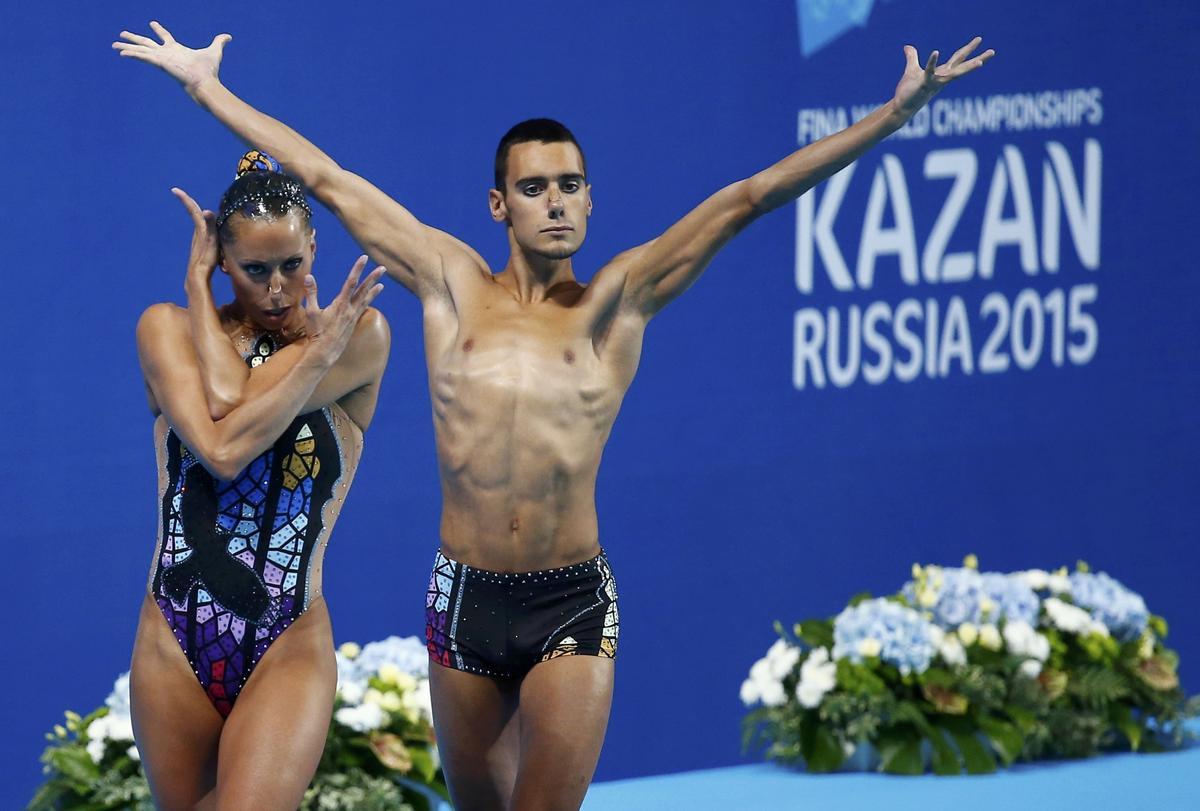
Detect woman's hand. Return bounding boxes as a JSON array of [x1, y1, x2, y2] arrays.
[[171, 187, 220, 288], [301, 256, 387, 368]]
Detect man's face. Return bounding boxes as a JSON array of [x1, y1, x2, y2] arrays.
[[490, 140, 591, 260]]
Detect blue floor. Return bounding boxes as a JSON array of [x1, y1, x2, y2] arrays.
[[582, 742, 1199, 810]]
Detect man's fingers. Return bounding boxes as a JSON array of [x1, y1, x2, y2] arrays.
[[148, 21, 176, 44], [209, 33, 232, 56], [925, 51, 939, 76], [112, 43, 153, 59], [953, 48, 995, 77], [117, 30, 157, 47], [903, 44, 919, 71], [948, 36, 982, 67]]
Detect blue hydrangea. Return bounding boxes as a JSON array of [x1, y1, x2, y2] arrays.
[[903, 567, 1041, 629], [902, 567, 982, 627], [340, 635, 429, 685], [978, 573, 1040, 626], [833, 598, 936, 675], [1068, 572, 1149, 642]]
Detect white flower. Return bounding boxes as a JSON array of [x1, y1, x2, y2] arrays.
[[918, 589, 938, 608], [86, 713, 134, 744], [1003, 621, 1051, 662], [1047, 570, 1071, 594], [979, 597, 997, 621], [335, 702, 386, 733], [338, 641, 361, 659], [765, 640, 801, 679], [739, 678, 760, 707], [927, 626, 946, 647], [795, 648, 837, 709], [402, 679, 434, 723], [939, 636, 967, 666], [378, 663, 403, 686], [753, 656, 788, 706], [380, 691, 404, 713], [856, 638, 882, 658], [86, 738, 106, 765], [1044, 597, 1094, 634], [1019, 659, 1043, 678], [759, 679, 787, 707], [127, 744, 140, 762], [106, 673, 132, 719], [1018, 569, 1050, 591], [957, 623, 978, 646], [978, 624, 1002, 651], [363, 688, 387, 708], [339, 679, 366, 706], [741, 656, 787, 707]]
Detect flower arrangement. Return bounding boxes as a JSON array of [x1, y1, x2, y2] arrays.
[[30, 636, 446, 810], [741, 557, 1199, 775]]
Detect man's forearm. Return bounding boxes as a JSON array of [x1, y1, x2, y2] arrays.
[[190, 78, 339, 190], [747, 100, 907, 214]]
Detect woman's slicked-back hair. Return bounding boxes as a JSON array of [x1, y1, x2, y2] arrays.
[[493, 118, 586, 193], [216, 150, 313, 241]]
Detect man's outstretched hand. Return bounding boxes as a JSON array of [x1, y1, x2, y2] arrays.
[[893, 36, 995, 118], [112, 21, 231, 95]]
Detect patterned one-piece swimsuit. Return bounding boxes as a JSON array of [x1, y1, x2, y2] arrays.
[[147, 334, 362, 716]]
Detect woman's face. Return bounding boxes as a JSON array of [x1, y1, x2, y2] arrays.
[[219, 211, 315, 332]]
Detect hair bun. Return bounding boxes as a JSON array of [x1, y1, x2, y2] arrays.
[[235, 150, 282, 178]]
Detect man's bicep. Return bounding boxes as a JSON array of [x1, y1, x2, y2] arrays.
[[621, 181, 756, 316], [319, 170, 456, 297]]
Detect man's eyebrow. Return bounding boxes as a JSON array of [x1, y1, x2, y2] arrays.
[[515, 173, 585, 186]]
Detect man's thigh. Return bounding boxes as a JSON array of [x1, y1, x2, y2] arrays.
[[511, 655, 615, 811], [429, 662, 520, 811]]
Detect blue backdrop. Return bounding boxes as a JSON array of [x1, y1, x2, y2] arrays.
[[3, 1, 1198, 804]]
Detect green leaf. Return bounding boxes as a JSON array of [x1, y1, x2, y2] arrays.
[[927, 727, 963, 775], [1149, 615, 1168, 638], [1109, 703, 1142, 751], [26, 780, 73, 811], [976, 716, 1022, 765], [799, 714, 845, 772], [408, 746, 437, 783], [877, 729, 924, 775], [794, 619, 834, 650], [919, 668, 956, 689], [48, 745, 101, 787], [846, 591, 875, 608], [942, 725, 997, 774], [1003, 704, 1038, 735]]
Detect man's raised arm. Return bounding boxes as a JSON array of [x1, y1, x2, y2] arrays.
[[606, 38, 994, 319], [113, 22, 488, 299]]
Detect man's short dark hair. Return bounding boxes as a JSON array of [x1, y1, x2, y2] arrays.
[[493, 118, 586, 193]]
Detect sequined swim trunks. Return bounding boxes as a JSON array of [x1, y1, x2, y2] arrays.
[[425, 549, 619, 678]]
